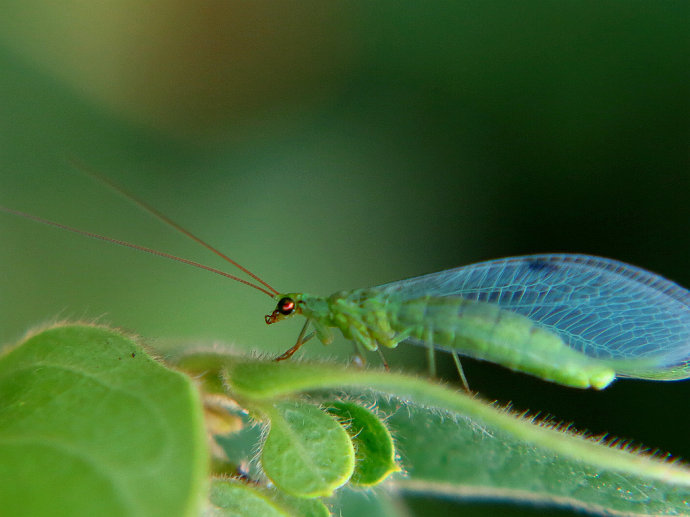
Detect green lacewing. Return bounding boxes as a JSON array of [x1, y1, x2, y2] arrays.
[[2, 170, 689, 390]]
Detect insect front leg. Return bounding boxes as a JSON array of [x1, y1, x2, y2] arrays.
[[275, 319, 314, 361]]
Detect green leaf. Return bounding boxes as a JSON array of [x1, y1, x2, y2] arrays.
[[260, 400, 355, 498], [222, 358, 690, 516], [204, 478, 290, 517], [325, 401, 399, 486], [384, 399, 690, 517], [271, 489, 332, 517], [204, 478, 330, 517], [333, 486, 406, 517], [0, 325, 208, 517]]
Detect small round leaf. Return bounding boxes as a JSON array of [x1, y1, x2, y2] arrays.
[[326, 401, 399, 486], [261, 400, 354, 497]]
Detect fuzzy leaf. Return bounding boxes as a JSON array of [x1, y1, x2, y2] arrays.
[[260, 400, 355, 498], [325, 401, 399, 486], [204, 478, 330, 517], [0, 325, 208, 517], [222, 358, 690, 516]]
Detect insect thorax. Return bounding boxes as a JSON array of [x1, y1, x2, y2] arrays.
[[313, 289, 401, 352]]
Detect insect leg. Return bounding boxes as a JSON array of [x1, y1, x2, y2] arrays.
[[275, 319, 313, 361], [376, 347, 390, 371], [424, 328, 437, 378], [451, 352, 470, 391]]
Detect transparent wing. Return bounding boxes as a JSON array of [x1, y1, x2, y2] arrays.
[[375, 254, 690, 377]]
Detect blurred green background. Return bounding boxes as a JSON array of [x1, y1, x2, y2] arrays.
[[0, 2, 688, 516]]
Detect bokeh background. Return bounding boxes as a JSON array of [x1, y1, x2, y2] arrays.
[[0, 2, 688, 516]]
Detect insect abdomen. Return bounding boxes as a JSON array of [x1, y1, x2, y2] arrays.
[[391, 296, 616, 389]]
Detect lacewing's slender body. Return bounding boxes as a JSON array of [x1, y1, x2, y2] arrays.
[[269, 255, 690, 389], [2, 168, 689, 389]]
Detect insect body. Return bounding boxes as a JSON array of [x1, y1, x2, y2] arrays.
[[2, 167, 689, 390], [266, 255, 690, 389]]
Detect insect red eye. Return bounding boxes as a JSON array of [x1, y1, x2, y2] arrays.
[[278, 297, 295, 315]]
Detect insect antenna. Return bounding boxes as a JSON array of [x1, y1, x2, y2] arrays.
[[69, 158, 280, 296], [0, 205, 276, 298]]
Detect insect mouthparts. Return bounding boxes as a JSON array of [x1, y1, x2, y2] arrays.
[[265, 311, 279, 324]]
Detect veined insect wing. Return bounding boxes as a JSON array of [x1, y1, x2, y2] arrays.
[[374, 254, 690, 381]]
